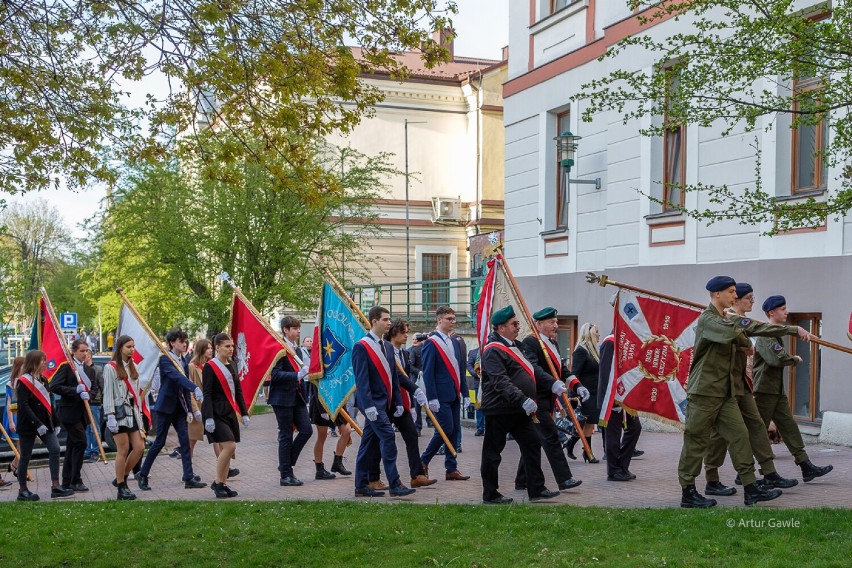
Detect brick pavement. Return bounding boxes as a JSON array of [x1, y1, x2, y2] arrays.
[[3, 412, 849, 508]]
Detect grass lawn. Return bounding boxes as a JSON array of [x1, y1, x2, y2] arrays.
[[2, 501, 849, 567]]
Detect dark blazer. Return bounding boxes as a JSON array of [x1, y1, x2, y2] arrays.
[[421, 332, 468, 403], [466, 347, 480, 389], [152, 353, 195, 415], [268, 352, 306, 407], [353, 335, 402, 412], [201, 361, 248, 421], [570, 345, 600, 401], [597, 335, 615, 412], [480, 332, 554, 415], [16, 378, 56, 436], [49, 362, 95, 424]]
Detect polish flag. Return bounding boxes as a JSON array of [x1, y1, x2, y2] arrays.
[[116, 303, 161, 388]]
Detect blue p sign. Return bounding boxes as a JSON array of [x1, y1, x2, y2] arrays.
[[60, 312, 78, 329]]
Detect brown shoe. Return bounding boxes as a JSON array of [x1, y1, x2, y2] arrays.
[[422, 463, 429, 479], [446, 470, 470, 481], [411, 475, 437, 488], [368, 480, 390, 491]]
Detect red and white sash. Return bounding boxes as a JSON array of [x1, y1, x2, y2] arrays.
[[539, 334, 562, 378], [18, 373, 52, 414], [428, 334, 461, 395], [73, 361, 91, 391], [393, 350, 411, 412], [358, 336, 393, 408], [483, 342, 536, 384], [209, 358, 240, 416]]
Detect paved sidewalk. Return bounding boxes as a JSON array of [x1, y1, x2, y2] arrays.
[[3, 412, 849, 508]]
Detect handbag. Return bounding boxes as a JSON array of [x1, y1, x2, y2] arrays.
[[114, 401, 128, 420]]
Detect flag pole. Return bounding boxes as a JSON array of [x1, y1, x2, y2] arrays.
[[587, 273, 850, 355], [40, 289, 109, 464], [321, 267, 452, 455]]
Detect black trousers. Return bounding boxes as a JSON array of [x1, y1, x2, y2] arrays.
[[515, 410, 573, 487], [368, 409, 423, 481], [61, 420, 87, 486], [273, 404, 312, 478], [605, 408, 642, 477], [481, 412, 545, 500]]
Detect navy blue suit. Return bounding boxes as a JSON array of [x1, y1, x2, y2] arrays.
[[420, 332, 468, 473], [140, 353, 198, 481], [270, 350, 312, 479], [353, 333, 404, 490]]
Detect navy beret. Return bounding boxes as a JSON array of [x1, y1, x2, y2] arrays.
[[735, 283, 753, 299], [706, 276, 736, 292], [491, 305, 515, 326], [533, 307, 557, 321], [762, 295, 786, 312]]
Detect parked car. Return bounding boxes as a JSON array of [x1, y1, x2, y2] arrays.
[[1, 355, 117, 459]]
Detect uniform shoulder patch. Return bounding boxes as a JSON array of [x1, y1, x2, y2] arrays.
[[772, 343, 784, 352], [738, 318, 751, 327], [720, 317, 734, 326]]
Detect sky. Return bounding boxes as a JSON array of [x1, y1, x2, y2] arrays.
[[6, 0, 509, 238]]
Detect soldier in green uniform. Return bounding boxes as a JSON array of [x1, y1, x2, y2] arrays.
[[753, 295, 833, 483], [703, 283, 799, 497], [678, 276, 808, 508]]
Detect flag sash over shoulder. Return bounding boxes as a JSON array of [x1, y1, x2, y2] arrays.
[[208, 358, 240, 416], [18, 373, 52, 414], [109, 361, 147, 424], [483, 342, 535, 382], [358, 337, 393, 409], [428, 335, 461, 395]]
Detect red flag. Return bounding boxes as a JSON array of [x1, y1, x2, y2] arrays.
[[36, 295, 69, 381], [229, 293, 286, 411], [847, 310, 852, 341]]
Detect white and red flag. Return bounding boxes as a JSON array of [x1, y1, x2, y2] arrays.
[[117, 302, 161, 390], [600, 289, 702, 426], [475, 253, 532, 351]]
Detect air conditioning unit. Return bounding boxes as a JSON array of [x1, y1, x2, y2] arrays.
[[432, 197, 463, 222]]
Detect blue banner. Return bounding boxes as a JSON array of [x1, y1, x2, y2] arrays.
[[309, 282, 365, 419]]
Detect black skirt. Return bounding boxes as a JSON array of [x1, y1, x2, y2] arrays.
[[117, 413, 140, 434], [206, 414, 240, 444], [310, 394, 345, 427]]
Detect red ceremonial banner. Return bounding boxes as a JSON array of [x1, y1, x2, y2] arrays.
[[229, 294, 286, 411], [36, 296, 69, 381]]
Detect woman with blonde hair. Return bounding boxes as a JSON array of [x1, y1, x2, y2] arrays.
[[2, 356, 25, 486], [103, 335, 146, 500], [567, 323, 601, 463]]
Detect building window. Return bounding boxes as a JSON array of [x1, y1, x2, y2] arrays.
[[786, 313, 822, 422], [550, 0, 571, 13], [555, 110, 570, 229], [662, 65, 686, 211], [422, 253, 450, 310]]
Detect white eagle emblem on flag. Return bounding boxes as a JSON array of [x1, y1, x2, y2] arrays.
[[236, 332, 251, 381]]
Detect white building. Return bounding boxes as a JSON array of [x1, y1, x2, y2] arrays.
[[502, 1, 852, 432]]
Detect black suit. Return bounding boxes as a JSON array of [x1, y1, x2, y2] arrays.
[[598, 336, 642, 477], [201, 361, 248, 443], [269, 352, 312, 479], [50, 362, 94, 486]]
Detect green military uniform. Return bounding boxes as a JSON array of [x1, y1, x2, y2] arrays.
[[704, 314, 798, 482], [753, 336, 809, 464]]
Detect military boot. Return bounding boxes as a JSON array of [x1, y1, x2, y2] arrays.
[[799, 460, 833, 483], [743, 483, 782, 506], [762, 472, 798, 489], [681, 485, 717, 508], [704, 481, 736, 496]]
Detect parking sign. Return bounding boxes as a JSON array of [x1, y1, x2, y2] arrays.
[[60, 312, 78, 329]]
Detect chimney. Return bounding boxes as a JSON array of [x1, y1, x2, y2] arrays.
[[501, 45, 509, 62], [433, 28, 455, 60]]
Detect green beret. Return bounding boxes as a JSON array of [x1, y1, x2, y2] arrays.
[[490, 305, 515, 326], [533, 307, 557, 321]]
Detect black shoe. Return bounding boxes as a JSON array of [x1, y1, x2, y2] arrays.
[[355, 486, 385, 497], [224, 484, 238, 497], [51, 486, 75, 499], [607, 471, 633, 482], [184, 478, 207, 489], [70, 483, 89, 492], [762, 472, 798, 489], [704, 481, 737, 496], [799, 460, 833, 483], [734, 474, 742, 485], [625, 469, 637, 480], [85, 455, 98, 463], [563, 436, 579, 460], [111, 478, 118, 488], [212, 482, 231, 498], [137, 475, 151, 491], [474, 429, 484, 437], [514, 483, 527, 491], [117, 483, 136, 501], [559, 478, 582, 491], [169, 449, 180, 458], [17, 490, 40, 502], [483, 494, 513, 504], [280, 476, 304, 487], [191, 474, 201, 483], [315, 467, 336, 481], [529, 489, 560, 502], [744, 482, 782, 506], [389, 484, 416, 497], [582, 451, 599, 464], [632, 449, 644, 457], [227, 468, 240, 479], [680, 485, 717, 508], [331, 455, 352, 476]]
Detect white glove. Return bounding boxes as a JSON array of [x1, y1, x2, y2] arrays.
[[187, 412, 194, 423], [576, 385, 590, 402], [194, 387, 204, 402], [54, 426, 61, 436], [522, 398, 538, 416], [205, 419, 216, 433], [107, 415, 118, 433], [37, 425, 48, 436], [428, 399, 440, 413], [414, 388, 428, 407], [80, 391, 90, 400], [320, 413, 329, 420], [551, 381, 567, 395], [410, 406, 416, 417], [365, 407, 378, 422], [393, 405, 404, 417], [463, 397, 471, 411], [76, 384, 87, 393], [194, 410, 202, 422], [242, 415, 250, 427], [298, 367, 309, 380]]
